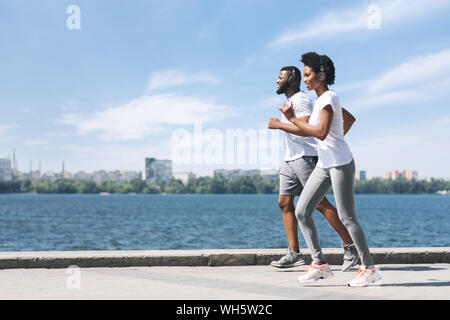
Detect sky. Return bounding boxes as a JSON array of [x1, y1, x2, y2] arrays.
[[1, 0, 450, 179]]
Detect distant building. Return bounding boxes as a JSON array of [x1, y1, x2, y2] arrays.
[[29, 170, 41, 182], [355, 170, 366, 181], [71, 170, 142, 183], [172, 172, 196, 185], [19, 172, 30, 181], [123, 171, 141, 182], [145, 158, 172, 183], [260, 168, 279, 183], [60, 161, 72, 179], [74, 171, 91, 181], [41, 171, 59, 182], [0, 158, 12, 181], [61, 171, 73, 179], [92, 170, 107, 184], [384, 170, 418, 180], [404, 170, 419, 180], [213, 168, 260, 180]]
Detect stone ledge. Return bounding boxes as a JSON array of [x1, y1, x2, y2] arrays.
[[0, 247, 448, 269]]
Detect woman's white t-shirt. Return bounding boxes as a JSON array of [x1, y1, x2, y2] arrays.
[[308, 90, 353, 169]]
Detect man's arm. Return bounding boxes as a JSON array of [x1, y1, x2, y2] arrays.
[[342, 108, 356, 135]]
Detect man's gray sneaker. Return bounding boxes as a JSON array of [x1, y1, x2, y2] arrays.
[[270, 250, 305, 268], [342, 243, 361, 272]]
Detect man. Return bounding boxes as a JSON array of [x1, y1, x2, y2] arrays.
[[267, 66, 360, 271]]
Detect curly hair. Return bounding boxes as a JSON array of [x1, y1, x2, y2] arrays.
[[300, 52, 336, 85]]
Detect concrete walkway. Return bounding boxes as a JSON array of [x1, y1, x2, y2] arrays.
[[1, 248, 449, 300], [1, 264, 449, 300]]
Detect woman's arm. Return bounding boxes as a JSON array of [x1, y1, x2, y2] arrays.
[[342, 108, 356, 135], [268, 117, 310, 136], [280, 104, 333, 141]]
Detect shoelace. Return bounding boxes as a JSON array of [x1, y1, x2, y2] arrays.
[[305, 263, 327, 273], [355, 267, 366, 279], [355, 267, 375, 279], [304, 264, 312, 273]]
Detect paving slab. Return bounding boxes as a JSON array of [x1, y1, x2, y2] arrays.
[[0, 264, 448, 300]]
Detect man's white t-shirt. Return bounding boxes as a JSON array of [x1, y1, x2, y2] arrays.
[[281, 91, 318, 161], [308, 90, 353, 169]]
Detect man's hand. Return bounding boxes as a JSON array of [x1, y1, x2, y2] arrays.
[[268, 118, 281, 129], [279, 103, 296, 123]]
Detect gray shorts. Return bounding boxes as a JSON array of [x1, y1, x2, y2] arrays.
[[279, 156, 318, 196]]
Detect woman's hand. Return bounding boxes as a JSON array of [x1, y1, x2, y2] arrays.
[[278, 104, 333, 141]]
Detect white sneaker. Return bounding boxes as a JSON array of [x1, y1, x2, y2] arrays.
[[297, 262, 334, 284], [348, 265, 382, 287]]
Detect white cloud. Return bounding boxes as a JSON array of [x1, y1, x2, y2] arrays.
[[335, 49, 450, 178], [349, 119, 450, 178], [340, 48, 450, 111], [60, 93, 238, 141], [334, 80, 371, 93], [0, 124, 18, 142], [0, 125, 12, 136], [349, 88, 427, 110], [23, 139, 49, 146], [18, 106, 33, 113], [269, 7, 365, 47], [436, 118, 450, 125], [147, 70, 220, 92], [59, 69, 236, 141], [60, 100, 83, 111], [257, 96, 285, 109], [367, 48, 450, 95], [268, 0, 450, 47]]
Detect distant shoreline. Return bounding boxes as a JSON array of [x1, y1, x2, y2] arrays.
[[1, 177, 449, 195]]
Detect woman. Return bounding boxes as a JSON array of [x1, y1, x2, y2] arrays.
[[280, 52, 380, 287]]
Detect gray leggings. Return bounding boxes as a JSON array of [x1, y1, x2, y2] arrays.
[[295, 159, 374, 267]]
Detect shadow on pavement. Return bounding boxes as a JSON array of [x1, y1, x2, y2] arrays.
[[381, 281, 450, 287], [378, 266, 448, 272]]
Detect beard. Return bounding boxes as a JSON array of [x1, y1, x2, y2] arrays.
[[276, 81, 289, 95]]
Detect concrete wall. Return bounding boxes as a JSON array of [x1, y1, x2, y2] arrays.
[[0, 247, 449, 269]]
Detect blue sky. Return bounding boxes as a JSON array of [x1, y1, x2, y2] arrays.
[[1, 0, 450, 178]]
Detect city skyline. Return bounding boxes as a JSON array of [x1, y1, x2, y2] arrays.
[[1, 1, 449, 179], [0, 152, 433, 182]]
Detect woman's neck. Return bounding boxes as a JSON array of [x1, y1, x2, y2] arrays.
[[315, 85, 329, 98]]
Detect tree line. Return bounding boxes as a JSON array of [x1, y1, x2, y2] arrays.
[[353, 177, 449, 194], [0, 176, 448, 195]]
